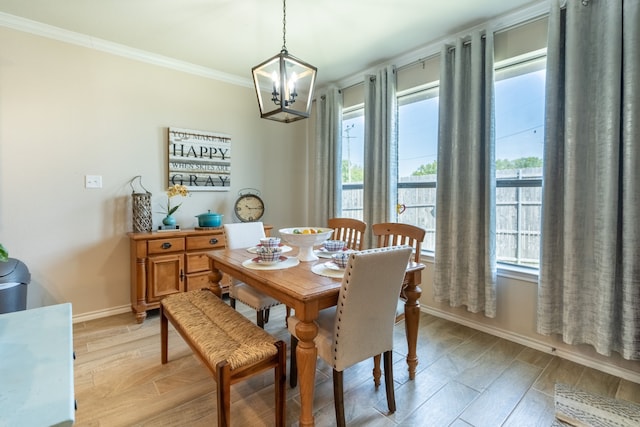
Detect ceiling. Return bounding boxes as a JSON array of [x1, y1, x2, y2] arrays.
[[0, 0, 544, 87]]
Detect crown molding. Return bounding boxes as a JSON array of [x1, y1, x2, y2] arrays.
[[0, 12, 253, 89]]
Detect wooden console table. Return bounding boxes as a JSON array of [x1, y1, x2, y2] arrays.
[[128, 226, 271, 323], [0, 303, 75, 426]]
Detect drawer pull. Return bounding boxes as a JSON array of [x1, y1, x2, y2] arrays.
[[209, 238, 218, 245], [162, 242, 172, 249]]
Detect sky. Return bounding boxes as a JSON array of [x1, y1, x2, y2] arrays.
[[342, 69, 546, 179]]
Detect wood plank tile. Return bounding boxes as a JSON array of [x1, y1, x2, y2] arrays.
[[517, 346, 554, 369], [378, 367, 450, 423], [396, 380, 478, 426], [460, 359, 541, 426], [532, 356, 585, 395], [617, 379, 640, 404], [455, 338, 526, 391], [575, 365, 620, 398], [502, 387, 556, 427]]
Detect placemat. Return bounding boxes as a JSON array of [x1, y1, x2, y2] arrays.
[[311, 263, 345, 279]]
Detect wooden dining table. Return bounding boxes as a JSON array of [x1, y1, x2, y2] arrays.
[[207, 247, 425, 427]]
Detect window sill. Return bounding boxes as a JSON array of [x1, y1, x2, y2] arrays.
[[419, 252, 539, 284]]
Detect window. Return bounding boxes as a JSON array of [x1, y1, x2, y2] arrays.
[[494, 53, 546, 268], [397, 85, 440, 251], [341, 106, 364, 220]]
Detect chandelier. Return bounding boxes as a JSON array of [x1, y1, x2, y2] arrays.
[[251, 0, 317, 123]]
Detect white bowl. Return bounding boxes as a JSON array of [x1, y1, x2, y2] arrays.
[[256, 246, 283, 263], [279, 227, 333, 261], [331, 252, 350, 268], [323, 240, 346, 252]]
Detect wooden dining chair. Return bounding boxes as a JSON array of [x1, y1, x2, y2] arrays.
[[284, 217, 367, 323], [372, 221, 425, 261], [223, 222, 282, 328], [288, 246, 413, 427], [371, 222, 426, 385], [327, 217, 366, 250]]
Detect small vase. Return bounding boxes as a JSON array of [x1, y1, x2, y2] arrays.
[[162, 215, 176, 226]]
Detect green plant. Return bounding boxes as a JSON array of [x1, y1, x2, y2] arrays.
[[0, 244, 8, 262], [163, 184, 189, 216]]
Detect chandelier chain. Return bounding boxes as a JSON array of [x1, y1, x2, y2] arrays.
[[282, 0, 287, 51]]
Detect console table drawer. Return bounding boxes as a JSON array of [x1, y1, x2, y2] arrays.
[[186, 235, 225, 251], [185, 252, 210, 273], [148, 238, 185, 254]]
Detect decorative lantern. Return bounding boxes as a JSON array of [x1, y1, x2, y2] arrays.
[[130, 176, 152, 233]]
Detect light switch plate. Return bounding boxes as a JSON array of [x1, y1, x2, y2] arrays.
[[85, 175, 102, 188]]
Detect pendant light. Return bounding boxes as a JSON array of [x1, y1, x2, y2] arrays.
[[251, 0, 317, 123]]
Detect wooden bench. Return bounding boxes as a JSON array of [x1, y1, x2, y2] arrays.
[[160, 289, 286, 426]]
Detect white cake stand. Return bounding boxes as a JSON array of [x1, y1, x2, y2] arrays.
[[279, 227, 334, 262]]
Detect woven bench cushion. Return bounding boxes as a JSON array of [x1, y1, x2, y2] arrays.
[[161, 290, 278, 371]]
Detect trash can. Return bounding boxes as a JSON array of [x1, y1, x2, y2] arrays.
[[0, 258, 31, 314]]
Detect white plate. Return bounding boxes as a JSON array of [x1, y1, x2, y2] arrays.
[[323, 261, 345, 271], [314, 248, 354, 259], [247, 245, 292, 254]]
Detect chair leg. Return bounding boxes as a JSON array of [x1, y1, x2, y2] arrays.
[[333, 369, 346, 427], [372, 354, 382, 388], [264, 307, 271, 324], [383, 350, 396, 413], [257, 310, 265, 329], [289, 335, 298, 388], [229, 296, 236, 309], [160, 305, 168, 364]]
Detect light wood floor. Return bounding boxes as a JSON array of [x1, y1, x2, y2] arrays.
[[72, 300, 640, 426]]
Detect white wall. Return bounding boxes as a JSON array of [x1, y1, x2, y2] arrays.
[[0, 26, 308, 317]]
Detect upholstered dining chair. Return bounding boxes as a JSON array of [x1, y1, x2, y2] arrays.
[[223, 222, 281, 328], [288, 246, 413, 427], [327, 217, 366, 250]]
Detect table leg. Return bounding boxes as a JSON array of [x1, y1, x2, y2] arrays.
[[403, 271, 422, 380], [295, 319, 319, 427], [208, 261, 223, 298]]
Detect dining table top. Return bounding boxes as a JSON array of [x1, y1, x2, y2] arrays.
[[207, 247, 425, 321]]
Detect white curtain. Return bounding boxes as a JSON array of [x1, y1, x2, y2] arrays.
[[537, 0, 640, 360], [363, 65, 398, 247], [434, 31, 497, 317], [311, 87, 342, 227]]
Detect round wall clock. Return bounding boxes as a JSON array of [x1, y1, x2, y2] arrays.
[[234, 189, 265, 222]]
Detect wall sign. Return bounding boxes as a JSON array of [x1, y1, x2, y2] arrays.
[[168, 127, 231, 192]]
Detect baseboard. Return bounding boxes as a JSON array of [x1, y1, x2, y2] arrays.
[[72, 304, 132, 324], [421, 306, 640, 385]]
